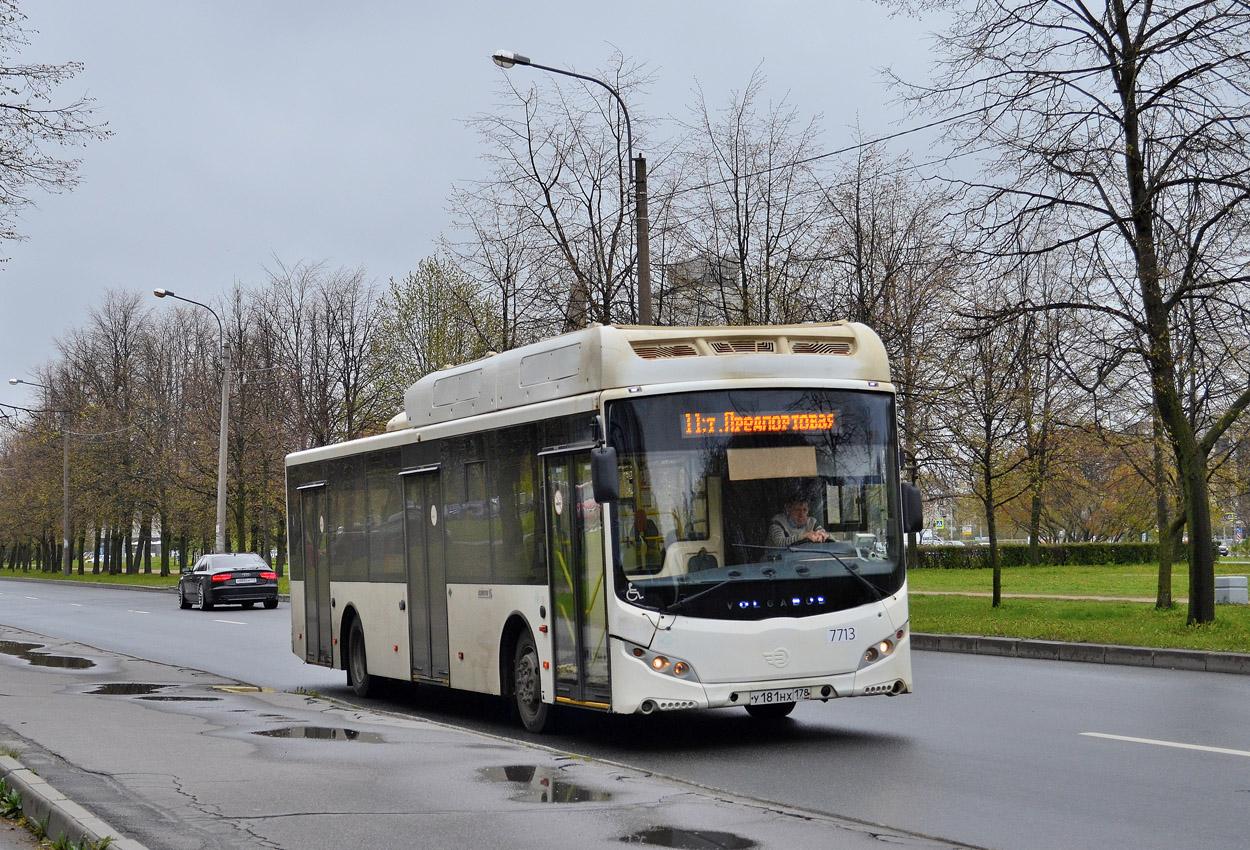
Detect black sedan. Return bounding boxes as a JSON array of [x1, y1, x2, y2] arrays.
[[177, 553, 279, 610]]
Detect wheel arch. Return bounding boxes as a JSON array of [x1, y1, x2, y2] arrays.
[[498, 613, 533, 697], [340, 604, 362, 679]]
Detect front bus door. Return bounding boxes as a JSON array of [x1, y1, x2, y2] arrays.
[[402, 468, 450, 683], [544, 452, 611, 708], [298, 483, 332, 665]]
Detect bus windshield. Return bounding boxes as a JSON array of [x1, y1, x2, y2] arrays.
[[606, 388, 904, 621]]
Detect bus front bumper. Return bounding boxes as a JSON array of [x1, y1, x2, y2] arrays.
[[610, 633, 912, 715]]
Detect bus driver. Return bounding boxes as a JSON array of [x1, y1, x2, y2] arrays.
[[767, 493, 830, 547]]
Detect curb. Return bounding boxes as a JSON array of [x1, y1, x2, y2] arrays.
[[0, 756, 149, 850], [913, 633, 1250, 675]]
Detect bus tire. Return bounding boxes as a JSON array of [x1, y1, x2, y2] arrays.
[[347, 617, 372, 698], [745, 701, 796, 720], [512, 631, 550, 733]]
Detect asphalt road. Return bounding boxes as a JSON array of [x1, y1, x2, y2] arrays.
[[2, 578, 1248, 850]]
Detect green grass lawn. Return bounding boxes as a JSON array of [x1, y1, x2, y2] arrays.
[[0, 565, 291, 597], [909, 560, 1250, 653], [910, 594, 1250, 653], [908, 559, 1250, 599]]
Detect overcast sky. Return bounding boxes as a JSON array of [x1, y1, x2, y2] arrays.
[[3, 0, 939, 404]]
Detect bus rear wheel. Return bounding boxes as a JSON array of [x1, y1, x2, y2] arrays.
[[745, 701, 796, 720], [512, 631, 550, 733], [347, 617, 372, 698]]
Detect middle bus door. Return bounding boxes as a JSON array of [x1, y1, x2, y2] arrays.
[[544, 452, 611, 708], [403, 469, 450, 684]]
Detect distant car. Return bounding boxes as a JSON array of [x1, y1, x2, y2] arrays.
[[178, 553, 278, 611], [1217, 540, 1230, 557]]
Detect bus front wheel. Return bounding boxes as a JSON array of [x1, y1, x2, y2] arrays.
[[512, 632, 550, 733], [347, 617, 372, 698]]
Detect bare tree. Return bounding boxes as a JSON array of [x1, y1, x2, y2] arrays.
[[0, 1, 111, 254], [884, 0, 1250, 623], [442, 191, 560, 349], [670, 69, 826, 325], [944, 278, 1032, 606], [813, 141, 966, 557], [253, 260, 390, 449], [463, 52, 653, 330]]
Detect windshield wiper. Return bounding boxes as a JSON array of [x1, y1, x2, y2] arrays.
[[792, 544, 887, 602], [666, 578, 734, 613]]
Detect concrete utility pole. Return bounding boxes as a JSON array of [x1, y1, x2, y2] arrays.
[[634, 154, 652, 324]]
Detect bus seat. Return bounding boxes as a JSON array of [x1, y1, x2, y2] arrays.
[[687, 548, 718, 571]]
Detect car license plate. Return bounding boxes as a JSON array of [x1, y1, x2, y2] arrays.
[[749, 687, 810, 706], [234, 578, 256, 584]]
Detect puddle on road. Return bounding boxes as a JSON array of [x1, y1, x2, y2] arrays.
[[254, 726, 384, 743], [138, 696, 221, 702], [89, 683, 167, 695], [479, 765, 614, 804], [87, 683, 220, 702], [619, 827, 758, 848], [0, 640, 95, 669]]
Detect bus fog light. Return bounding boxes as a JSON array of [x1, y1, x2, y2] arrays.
[[652, 656, 669, 671]]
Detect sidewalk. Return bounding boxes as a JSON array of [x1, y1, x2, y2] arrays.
[[0, 819, 40, 850], [0, 624, 975, 850]]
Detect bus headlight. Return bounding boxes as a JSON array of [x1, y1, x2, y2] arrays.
[[858, 625, 906, 670], [628, 644, 700, 682]]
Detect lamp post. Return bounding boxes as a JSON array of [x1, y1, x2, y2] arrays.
[[8, 377, 72, 575], [154, 288, 229, 553], [491, 50, 653, 324]]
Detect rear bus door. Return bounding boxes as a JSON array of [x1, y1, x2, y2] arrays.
[[298, 482, 332, 665]]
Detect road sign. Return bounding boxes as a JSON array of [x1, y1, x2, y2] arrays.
[[1225, 512, 1235, 522], [934, 519, 946, 530]]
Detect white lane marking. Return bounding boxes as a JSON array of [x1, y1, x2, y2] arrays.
[[128, 610, 151, 615], [25, 596, 38, 600], [1081, 732, 1250, 759], [70, 603, 83, 607], [213, 619, 247, 625]]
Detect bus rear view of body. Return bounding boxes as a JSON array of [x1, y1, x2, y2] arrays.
[[286, 322, 921, 732]]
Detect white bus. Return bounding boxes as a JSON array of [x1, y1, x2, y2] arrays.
[[286, 322, 921, 732]]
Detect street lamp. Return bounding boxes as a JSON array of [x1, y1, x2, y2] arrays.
[[491, 50, 653, 324], [154, 288, 229, 553], [8, 377, 72, 576]]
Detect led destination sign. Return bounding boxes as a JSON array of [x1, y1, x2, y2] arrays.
[[681, 411, 836, 437]]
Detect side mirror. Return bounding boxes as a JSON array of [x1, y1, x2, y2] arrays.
[[590, 446, 619, 503], [901, 482, 924, 534]]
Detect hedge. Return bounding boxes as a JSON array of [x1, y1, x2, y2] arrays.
[[911, 541, 1217, 569]]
